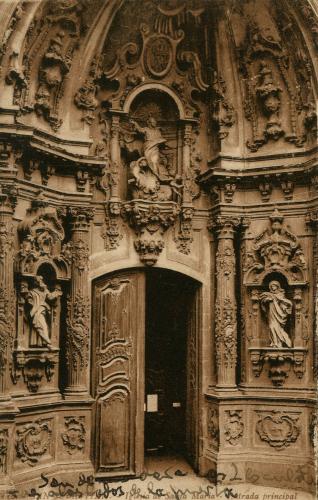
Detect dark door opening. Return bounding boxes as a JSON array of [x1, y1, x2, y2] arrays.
[[144, 269, 197, 458]]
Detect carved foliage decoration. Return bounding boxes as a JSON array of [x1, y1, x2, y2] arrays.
[[16, 420, 52, 466], [243, 210, 307, 285], [66, 293, 90, 370], [256, 411, 300, 449], [62, 417, 86, 455], [17, 196, 68, 277], [210, 71, 235, 140], [224, 410, 244, 446], [207, 406, 219, 450], [0, 429, 8, 475]]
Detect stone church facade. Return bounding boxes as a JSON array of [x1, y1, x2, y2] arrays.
[[0, 0, 317, 495]]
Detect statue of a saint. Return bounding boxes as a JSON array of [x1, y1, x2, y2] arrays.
[[131, 116, 166, 177], [260, 280, 292, 348], [21, 276, 62, 348]]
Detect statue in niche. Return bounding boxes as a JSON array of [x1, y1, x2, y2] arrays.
[[21, 276, 62, 349], [131, 116, 166, 178], [127, 115, 182, 201], [260, 281, 292, 348]]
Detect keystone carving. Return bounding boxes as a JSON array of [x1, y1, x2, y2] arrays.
[[122, 200, 180, 266]]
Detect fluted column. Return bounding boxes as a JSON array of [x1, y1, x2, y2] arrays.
[[212, 216, 240, 388], [64, 207, 94, 398], [0, 190, 16, 406]]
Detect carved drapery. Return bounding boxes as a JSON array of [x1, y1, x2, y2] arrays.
[[64, 207, 93, 397], [211, 216, 240, 388], [0, 188, 15, 403]]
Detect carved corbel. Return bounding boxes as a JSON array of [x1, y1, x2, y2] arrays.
[[23, 159, 40, 181], [122, 200, 180, 266], [280, 179, 294, 200], [75, 169, 89, 192], [258, 179, 272, 203], [249, 348, 307, 387], [11, 350, 59, 393], [40, 163, 55, 186]]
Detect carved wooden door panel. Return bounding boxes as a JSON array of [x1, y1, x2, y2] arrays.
[[92, 271, 145, 476]]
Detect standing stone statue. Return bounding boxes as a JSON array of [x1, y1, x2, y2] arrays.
[[131, 116, 166, 177], [21, 276, 62, 348], [260, 280, 293, 348]]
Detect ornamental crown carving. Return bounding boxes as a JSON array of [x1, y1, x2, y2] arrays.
[[17, 196, 69, 278], [244, 210, 307, 285]]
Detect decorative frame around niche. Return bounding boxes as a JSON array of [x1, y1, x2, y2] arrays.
[[12, 195, 70, 394], [242, 211, 309, 387]]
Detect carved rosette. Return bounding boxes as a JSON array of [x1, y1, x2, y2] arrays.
[[224, 410, 244, 446], [122, 200, 180, 266], [16, 420, 52, 466], [61, 417, 86, 455], [256, 411, 300, 449], [210, 216, 240, 387]]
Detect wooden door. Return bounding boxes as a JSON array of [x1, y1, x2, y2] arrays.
[[92, 271, 145, 476]]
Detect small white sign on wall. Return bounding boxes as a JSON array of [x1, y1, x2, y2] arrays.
[[147, 394, 158, 412]]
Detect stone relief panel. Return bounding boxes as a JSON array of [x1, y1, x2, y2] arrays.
[[61, 416, 86, 455], [15, 419, 52, 467], [255, 410, 301, 450], [229, 0, 317, 152], [224, 410, 244, 447]]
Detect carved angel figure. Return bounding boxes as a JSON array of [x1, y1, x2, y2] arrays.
[[260, 280, 292, 348], [131, 116, 166, 177], [21, 277, 62, 348]]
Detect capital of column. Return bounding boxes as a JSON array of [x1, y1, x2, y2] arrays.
[[209, 215, 241, 238], [68, 206, 94, 231]]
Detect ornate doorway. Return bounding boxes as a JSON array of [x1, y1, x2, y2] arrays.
[[92, 269, 201, 478]]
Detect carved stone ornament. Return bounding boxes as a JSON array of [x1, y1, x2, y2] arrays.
[[17, 196, 69, 278], [16, 420, 52, 466], [224, 410, 244, 446], [243, 210, 307, 285], [0, 429, 8, 475], [175, 206, 194, 255], [66, 293, 90, 370], [102, 201, 123, 251], [309, 411, 318, 448], [122, 200, 180, 266], [208, 407, 219, 450], [250, 348, 307, 387], [256, 411, 300, 449], [210, 71, 235, 140], [61, 417, 86, 454], [239, 9, 317, 151], [12, 349, 59, 393], [91, 3, 208, 118]]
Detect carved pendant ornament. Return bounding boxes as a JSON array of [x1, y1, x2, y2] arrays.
[[224, 410, 244, 446]]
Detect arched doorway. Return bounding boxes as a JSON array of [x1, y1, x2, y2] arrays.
[[91, 268, 201, 478]]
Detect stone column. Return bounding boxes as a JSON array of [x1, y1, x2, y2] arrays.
[[109, 114, 121, 201], [64, 207, 94, 398], [182, 122, 193, 204], [0, 189, 16, 407], [212, 216, 240, 388]]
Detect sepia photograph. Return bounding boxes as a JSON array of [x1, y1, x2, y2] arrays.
[[0, 0, 317, 498]]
